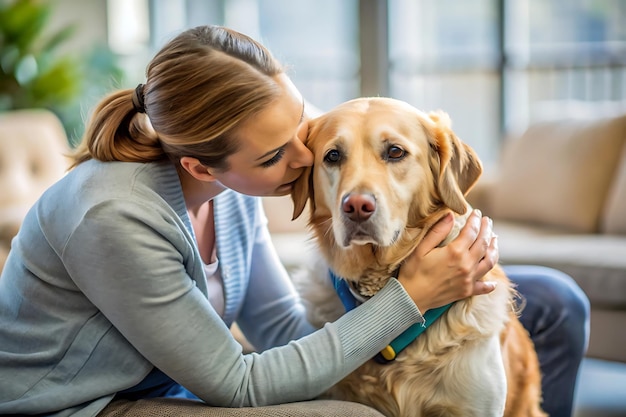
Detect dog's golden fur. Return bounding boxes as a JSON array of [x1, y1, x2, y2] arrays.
[[290, 98, 546, 417]]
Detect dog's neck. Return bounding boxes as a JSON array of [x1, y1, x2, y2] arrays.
[[320, 205, 473, 298]]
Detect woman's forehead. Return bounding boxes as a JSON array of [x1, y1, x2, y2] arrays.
[[234, 77, 304, 156]]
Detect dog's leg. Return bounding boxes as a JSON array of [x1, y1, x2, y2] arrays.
[[436, 335, 507, 417], [468, 335, 508, 416]]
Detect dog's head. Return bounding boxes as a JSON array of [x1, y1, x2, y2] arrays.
[[291, 98, 482, 281]]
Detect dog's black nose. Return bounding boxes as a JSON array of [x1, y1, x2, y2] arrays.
[[342, 193, 376, 222]]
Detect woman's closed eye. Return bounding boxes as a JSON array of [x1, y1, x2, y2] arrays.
[[260, 147, 286, 168]]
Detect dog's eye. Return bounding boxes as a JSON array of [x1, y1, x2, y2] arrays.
[[324, 149, 342, 164], [386, 145, 406, 161]]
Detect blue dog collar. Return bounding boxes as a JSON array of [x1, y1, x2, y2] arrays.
[[329, 269, 452, 363]]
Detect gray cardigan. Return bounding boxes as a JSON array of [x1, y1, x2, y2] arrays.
[[0, 159, 421, 416]]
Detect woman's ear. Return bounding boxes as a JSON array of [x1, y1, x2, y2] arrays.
[[179, 156, 217, 182]]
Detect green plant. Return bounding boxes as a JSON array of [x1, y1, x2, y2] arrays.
[[0, 0, 125, 146], [0, 0, 81, 112], [61, 44, 125, 146]]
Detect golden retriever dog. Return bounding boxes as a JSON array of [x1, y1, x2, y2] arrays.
[[290, 97, 546, 417]]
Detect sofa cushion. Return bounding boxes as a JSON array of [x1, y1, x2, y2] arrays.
[[601, 143, 626, 234], [491, 115, 626, 233], [494, 222, 626, 309]]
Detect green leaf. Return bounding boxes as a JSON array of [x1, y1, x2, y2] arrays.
[[0, 0, 125, 146], [2, 0, 50, 52], [30, 56, 81, 105], [14, 53, 37, 84]]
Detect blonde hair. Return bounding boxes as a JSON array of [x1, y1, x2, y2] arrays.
[[71, 25, 283, 170]]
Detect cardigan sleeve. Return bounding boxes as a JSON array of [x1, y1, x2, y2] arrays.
[[63, 197, 423, 407]]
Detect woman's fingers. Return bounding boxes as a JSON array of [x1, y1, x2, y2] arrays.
[[469, 215, 493, 256], [415, 213, 454, 257], [473, 280, 497, 295], [450, 209, 495, 266], [453, 209, 483, 251], [470, 212, 498, 271], [398, 208, 499, 311], [474, 234, 499, 294]]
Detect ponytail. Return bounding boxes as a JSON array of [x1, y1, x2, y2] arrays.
[[70, 89, 165, 169]]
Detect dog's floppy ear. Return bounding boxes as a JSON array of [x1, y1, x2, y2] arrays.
[[290, 119, 320, 220], [291, 165, 313, 220], [426, 111, 483, 214]]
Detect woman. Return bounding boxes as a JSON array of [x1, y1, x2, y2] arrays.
[[0, 25, 588, 417]]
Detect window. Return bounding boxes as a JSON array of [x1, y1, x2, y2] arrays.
[[388, 0, 501, 166], [146, 0, 359, 112], [388, 0, 626, 169], [505, 0, 626, 133], [126, 0, 626, 168]]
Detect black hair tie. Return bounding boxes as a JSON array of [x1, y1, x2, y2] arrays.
[[132, 83, 146, 113]]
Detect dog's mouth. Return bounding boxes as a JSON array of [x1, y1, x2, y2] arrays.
[[340, 217, 379, 246], [343, 231, 379, 247], [340, 222, 403, 248], [345, 238, 376, 247]]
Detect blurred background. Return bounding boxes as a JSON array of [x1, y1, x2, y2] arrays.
[[2, 0, 626, 165], [2, 1, 626, 415]]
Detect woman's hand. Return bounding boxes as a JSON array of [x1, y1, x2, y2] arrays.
[[397, 209, 498, 312]]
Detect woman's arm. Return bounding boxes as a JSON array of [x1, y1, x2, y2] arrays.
[[64, 198, 422, 407]]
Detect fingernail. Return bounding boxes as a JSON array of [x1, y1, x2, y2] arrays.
[[487, 281, 498, 290], [474, 208, 482, 217], [443, 213, 453, 223]]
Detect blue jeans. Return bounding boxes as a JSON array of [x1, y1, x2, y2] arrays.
[[504, 265, 590, 417]]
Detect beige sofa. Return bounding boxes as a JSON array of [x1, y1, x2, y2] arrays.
[[466, 112, 626, 364], [264, 110, 626, 365]]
